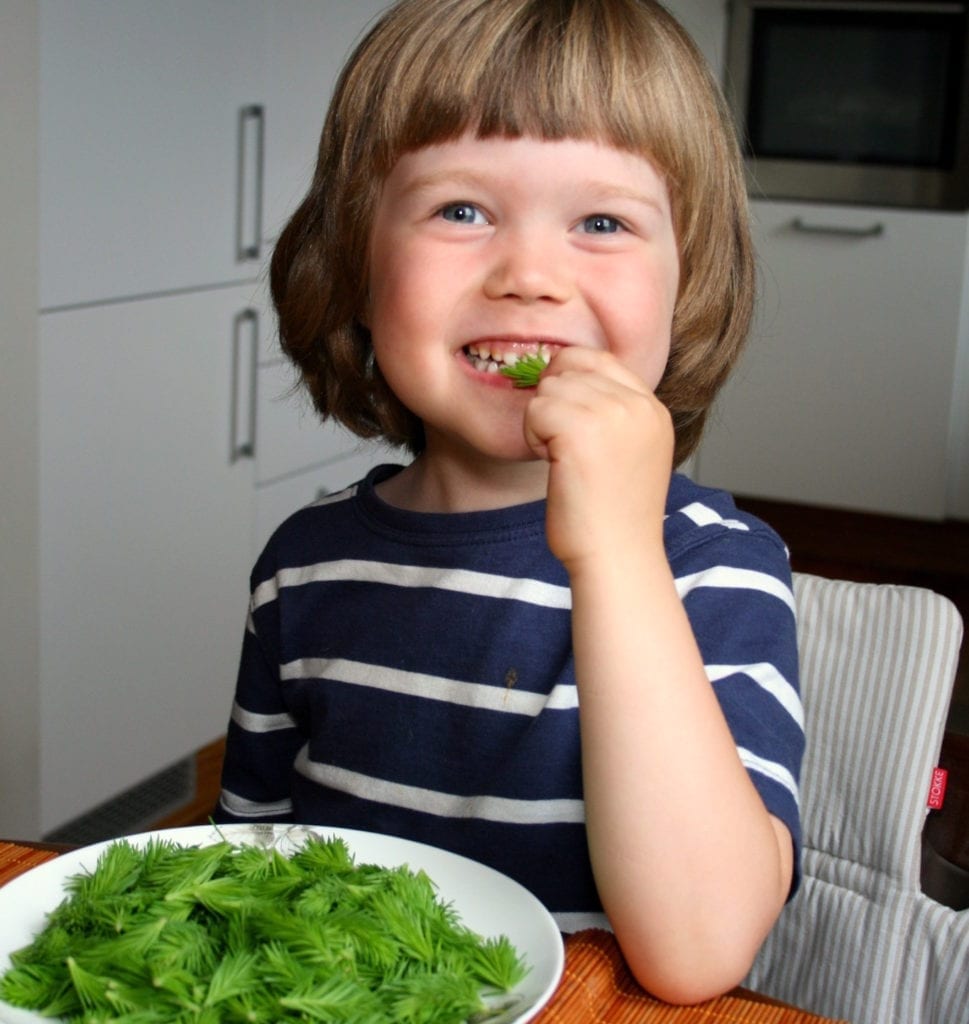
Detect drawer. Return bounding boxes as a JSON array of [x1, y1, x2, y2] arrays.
[[255, 360, 364, 484]]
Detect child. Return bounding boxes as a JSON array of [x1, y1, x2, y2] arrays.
[[216, 0, 804, 1004]]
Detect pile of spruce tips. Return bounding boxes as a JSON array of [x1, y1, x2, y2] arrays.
[[0, 833, 528, 1023]]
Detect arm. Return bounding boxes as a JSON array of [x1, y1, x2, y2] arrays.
[[215, 601, 302, 824], [524, 348, 797, 1003]]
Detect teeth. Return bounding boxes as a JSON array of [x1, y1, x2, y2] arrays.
[[465, 343, 548, 371], [466, 352, 503, 373]]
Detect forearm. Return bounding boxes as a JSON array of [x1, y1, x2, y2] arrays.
[[570, 546, 792, 1003]]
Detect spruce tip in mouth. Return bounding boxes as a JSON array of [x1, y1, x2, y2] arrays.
[[463, 342, 552, 387], [499, 352, 549, 388]]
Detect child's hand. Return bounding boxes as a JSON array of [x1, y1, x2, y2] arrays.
[[521, 346, 674, 571]]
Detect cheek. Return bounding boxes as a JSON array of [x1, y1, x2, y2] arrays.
[[366, 274, 421, 361], [368, 242, 445, 336], [606, 275, 677, 389], [631, 334, 673, 393]]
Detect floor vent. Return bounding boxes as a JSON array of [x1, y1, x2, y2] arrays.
[[44, 756, 196, 846]]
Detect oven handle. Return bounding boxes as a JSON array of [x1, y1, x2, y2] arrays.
[[791, 217, 885, 239]]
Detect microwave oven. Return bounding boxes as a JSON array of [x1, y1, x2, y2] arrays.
[[724, 0, 969, 210]]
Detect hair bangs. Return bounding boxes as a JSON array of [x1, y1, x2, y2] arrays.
[[359, 0, 684, 175]]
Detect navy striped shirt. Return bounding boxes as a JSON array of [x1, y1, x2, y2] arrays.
[[216, 465, 804, 931]]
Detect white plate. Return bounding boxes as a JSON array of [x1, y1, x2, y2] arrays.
[[0, 824, 564, 1024]]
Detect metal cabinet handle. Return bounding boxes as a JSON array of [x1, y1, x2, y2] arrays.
[[791, 217, 884, 239], [230, 309, 259, 463], [236, 105, 264, 262]]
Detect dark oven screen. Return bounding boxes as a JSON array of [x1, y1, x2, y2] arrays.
[[745, 6, 966, 169]]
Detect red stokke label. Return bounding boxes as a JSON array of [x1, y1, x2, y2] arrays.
[[927, 767, 949, 810]]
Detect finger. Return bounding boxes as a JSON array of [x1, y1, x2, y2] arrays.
[[542, 346, 652, 395]]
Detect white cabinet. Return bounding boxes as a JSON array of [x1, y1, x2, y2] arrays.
[[694, 200, 969, 520], [38, 286, 258, 832], [39, 0, 396, 307], [34, 1, 399, 834], [255, 357, 378, 488], [39, 0, 269, 309], [37, 286, 391, 833], [262, 0, 391, 243], [254, 338, 393, 557]]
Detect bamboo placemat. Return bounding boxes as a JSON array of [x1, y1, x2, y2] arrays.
[[530, 930, 845, 1024], [0, 841, 61, 887], [0, 843, 845, 1023]]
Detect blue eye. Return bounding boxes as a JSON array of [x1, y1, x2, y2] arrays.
[[581, 214, 621, 234], [440, 202, 486, 225]]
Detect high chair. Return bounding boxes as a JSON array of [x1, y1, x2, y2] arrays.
[[744, 573, 967, 1023]]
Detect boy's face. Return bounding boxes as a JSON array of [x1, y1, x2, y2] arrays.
[[366, 134, 680, 464]]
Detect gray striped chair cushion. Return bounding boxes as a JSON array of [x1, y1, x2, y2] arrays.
[[745, 573, 966, 1024]]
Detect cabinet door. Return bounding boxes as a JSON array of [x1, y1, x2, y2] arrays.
[[38, 286, 259, 833], [694, 201, 968, 519], [262, 0, 393, 243], [254, 354, 396, 557], [40, 0, 267, 309], [256, 357, 392, 485]]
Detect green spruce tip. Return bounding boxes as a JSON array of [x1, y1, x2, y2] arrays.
[[0, 832, 529, 1024], [500, 353, 548, 388]]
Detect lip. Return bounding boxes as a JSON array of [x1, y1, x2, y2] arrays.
[[459, 337, 567, 385], [464, 335, 570, 355]]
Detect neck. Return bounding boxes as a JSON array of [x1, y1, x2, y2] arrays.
[[375, 450, 549, 514]]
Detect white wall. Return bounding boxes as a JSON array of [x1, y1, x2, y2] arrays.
[[947, 235, 969, 520], [0, 0, 41, 837]]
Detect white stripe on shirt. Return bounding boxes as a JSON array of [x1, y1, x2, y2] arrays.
[[679, 501, 751, 532], [252, 559, 572, 613], [675, 565, 796, 615], [231, 701, 297, 733], [738, 746, 800, 804], [294, 747, 586, 825], [308, 484, 358, 508], [705, 663, 804, 729], [280, 656, 578, 715], [219, 787, 294, 818]]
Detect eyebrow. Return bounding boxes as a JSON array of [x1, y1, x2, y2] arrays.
[[393, 169, 491, 199], [584, 181, 668, 214], [397, 169, 667, 213]]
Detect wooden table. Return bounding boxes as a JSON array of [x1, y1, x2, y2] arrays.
[[0, 839, 845, 1023]]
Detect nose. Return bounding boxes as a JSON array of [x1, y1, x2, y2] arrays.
[[483, 229, 572, 304]]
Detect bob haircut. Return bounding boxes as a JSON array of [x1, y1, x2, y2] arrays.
[[270, 0, 754, 467]]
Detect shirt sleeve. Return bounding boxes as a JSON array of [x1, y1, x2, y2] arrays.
[[214, 584, 303, 824], [673, 522, 805, 898]]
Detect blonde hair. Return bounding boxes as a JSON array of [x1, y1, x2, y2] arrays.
[[271, 0, 754, 466]]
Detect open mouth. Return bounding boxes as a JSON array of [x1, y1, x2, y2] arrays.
[[463, 342, 553, 375]]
